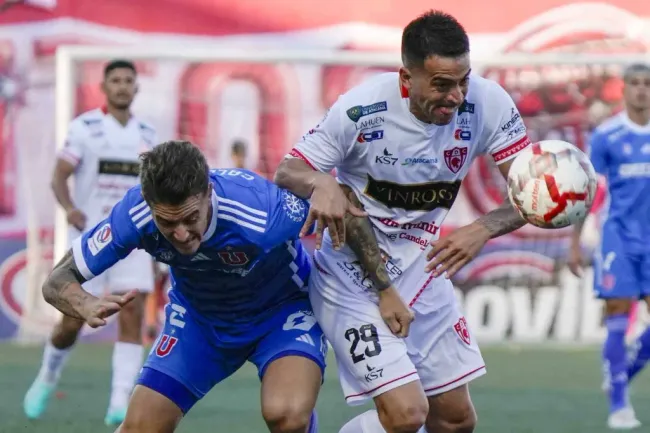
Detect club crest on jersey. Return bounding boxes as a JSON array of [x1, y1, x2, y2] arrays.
[[346, 101, 387, 122], [281, 190, 307, 223], [218, 250, 249, 266], [454, 317, 471, 345], [87, 223, 112, 256], [444, 147, 468, 174], [458, 101, 475, 115]]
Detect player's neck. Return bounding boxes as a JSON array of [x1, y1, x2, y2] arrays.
[[106, 105, 132, 126], [625, 107, 650, 127]]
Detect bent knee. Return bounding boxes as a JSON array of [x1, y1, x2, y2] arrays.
[[379, 401, 429, 433], [262, 399, 313, 433], [428, 405, 477, 433]]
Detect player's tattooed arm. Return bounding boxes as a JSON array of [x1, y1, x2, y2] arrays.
[[475, 201, 527, 239], [42, 249, 91, 320], [340, 185, 392, 291]]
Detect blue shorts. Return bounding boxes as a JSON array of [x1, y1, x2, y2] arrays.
[[594, 230, 650, 299], [137, 291, 327, 413]]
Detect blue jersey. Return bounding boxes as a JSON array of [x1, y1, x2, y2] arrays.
[[72, 168, 312, 327], [589, 112, 650, 254]]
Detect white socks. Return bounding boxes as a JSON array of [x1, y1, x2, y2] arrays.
[[109, 342, 144, 410], [36, 340, 73, 385], [339, 410, 428, 433]]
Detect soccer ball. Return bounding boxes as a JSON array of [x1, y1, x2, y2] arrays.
[[506, 140, 598, 229]]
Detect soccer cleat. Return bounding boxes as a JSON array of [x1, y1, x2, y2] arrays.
[[608, 407, 641, 430], [23, 379, 55, 419], [104, 406, 127, 426]]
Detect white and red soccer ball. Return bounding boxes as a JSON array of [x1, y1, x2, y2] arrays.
[[506, 140, 598, 229]]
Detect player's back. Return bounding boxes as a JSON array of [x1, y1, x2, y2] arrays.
[[132, 169, 311, 329], [589, 112, 650, 252]]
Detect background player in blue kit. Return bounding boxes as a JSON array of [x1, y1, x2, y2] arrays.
[[40, 140, 326, 433], [570, 63, 650, 430]]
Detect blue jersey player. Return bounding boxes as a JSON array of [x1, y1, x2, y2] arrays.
[[40, 140, 325, 433], [570, 64, 650, 430]]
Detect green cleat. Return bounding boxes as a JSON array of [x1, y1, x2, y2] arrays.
[[23, 379, 55, 420], [104, 406, 127, 426]]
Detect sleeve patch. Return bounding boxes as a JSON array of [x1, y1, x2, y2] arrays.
[[87, 223, 113, 256], [281, 190, 308, 223]]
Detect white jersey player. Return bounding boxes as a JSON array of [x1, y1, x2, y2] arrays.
[[275, 11, 531, 433], [24, 60, 157, 426]]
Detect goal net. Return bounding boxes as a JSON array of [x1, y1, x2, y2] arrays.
[[18, 46, 649, 344]]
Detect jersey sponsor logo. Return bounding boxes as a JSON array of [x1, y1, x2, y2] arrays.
[[375, 148, 398, 165], [456, 117, 471, 127], [454, 129, 471, 141], [376, 217, 440, 236], [401, 157, 438, 166], [507, 124, 526, 139], [357, 130, 384, 143], [500, 108, 522, 132], [155, 334, 178, 357], [364, 175, 461, 211], [443, 146, 468, 173], [346, 102, 388, 122], [281, 190, 308, 223], [283, 310, 318, 332], [98, 159, 140, 177], [218, 250, 250, 266], [454, 316, 471, 345], [87, 223, 112, 256], [458, 101, 475, 114], [355, 116, 385, 131]]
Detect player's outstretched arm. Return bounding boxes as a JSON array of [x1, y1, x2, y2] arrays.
[[42, 249, 93, 320], [340, 184, 414, 337]]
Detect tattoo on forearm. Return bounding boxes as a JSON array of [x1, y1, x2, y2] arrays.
[[340, 185, 392, 291], [42, 249, 90, 320], [476, 201, 527, 239]]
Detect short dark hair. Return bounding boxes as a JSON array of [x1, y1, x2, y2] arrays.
[[623, 63, 650, 82], [104, 59, 136, 79], [231, 139, 247, 156], [139, 140, 210, 206], [401, 10, 470, 69]]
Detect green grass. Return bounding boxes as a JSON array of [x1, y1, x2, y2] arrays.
[[1, 343, 650, 432]]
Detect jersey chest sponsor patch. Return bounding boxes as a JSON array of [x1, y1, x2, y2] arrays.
[[98, 159, 140, 177], [363, 174, 461, 211]]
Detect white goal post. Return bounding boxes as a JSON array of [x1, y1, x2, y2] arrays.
[[20, 45, 646, 345]]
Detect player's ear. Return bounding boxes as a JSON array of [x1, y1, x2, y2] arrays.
[[399, 66, 412, 91]]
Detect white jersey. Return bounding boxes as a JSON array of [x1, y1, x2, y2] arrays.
[[58, 108, 157, 230], [289, 72, 530, 304]]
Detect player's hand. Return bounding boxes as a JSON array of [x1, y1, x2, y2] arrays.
[[378, 287, 414, 338], [425, 222, 491, 279], [300, 176, 366, 250], [80, 290, 137, 328], [66, 208, 87, 232], [568, 242, 583, 277]]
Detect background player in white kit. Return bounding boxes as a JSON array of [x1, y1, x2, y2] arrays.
[[276, 11, 532, 433], [24, 60, 157, 426]]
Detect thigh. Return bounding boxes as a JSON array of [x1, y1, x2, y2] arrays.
[[594, 232, 638, 299], [120, 384, 183, 433], [308, 271, 420, 407], [407, 288, 486, 397], [108, 249, 155, 294], [140, 292, 247, 414]]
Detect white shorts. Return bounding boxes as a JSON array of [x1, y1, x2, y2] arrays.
[[309, 265, 486, 406], [82, 249, 154, 296]]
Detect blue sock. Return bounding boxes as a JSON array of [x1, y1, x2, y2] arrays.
[[627, 325, 650, 381], [308, 410, 318, 433], [603, 314, 629, 413]]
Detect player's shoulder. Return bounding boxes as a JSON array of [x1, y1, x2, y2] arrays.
[[69, 108, 104, 132], [337, 72, 399, 121], [593, 112, 627, 139], [467, 74, 510, 105], [117, 186, 156, 234]]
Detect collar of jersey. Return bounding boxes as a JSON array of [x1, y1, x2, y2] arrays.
[[202, 189, 219, 242], [622, 111, 650, 133]]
